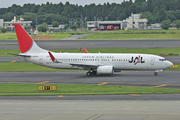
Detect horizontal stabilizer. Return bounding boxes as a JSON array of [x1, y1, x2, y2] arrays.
[[7, 53, 31, 57]]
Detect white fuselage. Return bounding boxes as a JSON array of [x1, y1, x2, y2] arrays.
[[21, 52, 173, 71], [14, 23, 173, 76]]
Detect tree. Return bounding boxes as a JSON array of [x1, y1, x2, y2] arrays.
[[70, 24, 78, 31], [37, 22, 49, 32], [173, 20, 180, 29], [161, 20, 171, 30], [24, 26, 31, 32], [0, 27, 7, 33], [64, 24, 68, 30], [158, 8, 167, 22], [52, 21, 59, 27]]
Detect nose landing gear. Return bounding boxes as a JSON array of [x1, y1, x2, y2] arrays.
[[154, 70, 163, 76], [154, 72, 158, 76]]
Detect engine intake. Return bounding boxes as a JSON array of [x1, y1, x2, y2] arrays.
[[97, 66, 114, 74]]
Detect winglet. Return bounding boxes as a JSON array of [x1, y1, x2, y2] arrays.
[[48, 51, 60, 63], [83, 47, 88, 53], [48, 51, 55, 61]]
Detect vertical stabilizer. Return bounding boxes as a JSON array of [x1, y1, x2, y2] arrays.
[[14, 24, 47, 53]]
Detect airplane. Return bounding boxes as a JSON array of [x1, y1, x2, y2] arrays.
[[83, 47, 88, 53], [11, 24, 173, 76]]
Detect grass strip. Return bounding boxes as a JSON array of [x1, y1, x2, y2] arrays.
[[0, 83, 180, 96], [1, 30, 180, 40], [0, 31, 94, 40], [1, 48, 180, 57], [0, 63, 79, 72], [79, 34, 180, 40]]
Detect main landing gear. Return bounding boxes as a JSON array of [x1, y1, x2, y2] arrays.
[[86, 71, 97, 76]]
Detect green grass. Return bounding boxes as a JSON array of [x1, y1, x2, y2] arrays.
[[0, 83, 180, 96], [0, 49, 20, 57], [80, 33, 180, 39], [0, 63, 79, 72], [0, 32, 17, 40], [0, 31, 94, 40], [1, 48, 180, 57], [79, 29, 180, 39], [102, 29, 180, 34], [1, 30, 180, 40]]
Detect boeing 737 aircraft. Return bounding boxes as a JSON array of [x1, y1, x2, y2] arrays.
[[12, 24, 173, 76]]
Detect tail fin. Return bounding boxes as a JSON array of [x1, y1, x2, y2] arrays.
[[14, 24, 47, 53]]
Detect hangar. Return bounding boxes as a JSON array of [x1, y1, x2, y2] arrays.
[[87, 21, 127, 30], [87, 13, 148, 30]]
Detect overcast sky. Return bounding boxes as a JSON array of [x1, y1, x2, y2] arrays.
[[0, 0, 134, 8]]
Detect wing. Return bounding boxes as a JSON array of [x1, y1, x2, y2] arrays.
[[48, 51, 98, 69], [70, 63, 98, 69]]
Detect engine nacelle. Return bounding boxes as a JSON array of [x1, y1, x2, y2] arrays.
[[97, 66, 114, 74]]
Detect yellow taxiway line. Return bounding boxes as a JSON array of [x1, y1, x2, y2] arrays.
[[97, 82, 108, 85]]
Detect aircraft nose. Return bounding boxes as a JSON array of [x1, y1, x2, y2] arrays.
[[166, 61, 173, 68]]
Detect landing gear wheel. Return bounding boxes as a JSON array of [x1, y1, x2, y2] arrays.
[[92, 71, 97, 76], [154, 72, 158, 76], [86, 72, 92, 76]]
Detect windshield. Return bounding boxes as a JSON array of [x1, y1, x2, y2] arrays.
[[159, 59, 166, 61]]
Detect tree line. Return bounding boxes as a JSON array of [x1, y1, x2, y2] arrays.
[[0, 0, 180, 29]]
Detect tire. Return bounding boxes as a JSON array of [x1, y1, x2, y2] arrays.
[[154, 72, 158, 76], [86, 72, 91, 76]]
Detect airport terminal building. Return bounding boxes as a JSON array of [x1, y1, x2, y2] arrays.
[[87, 13, 148, 30]]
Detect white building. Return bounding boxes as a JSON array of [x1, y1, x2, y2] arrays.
[[87, 13, 148, 30], [150, 23, 161, 30], [87, 21, 127, 30], [126, 13, 148, 30], [0, 16, 32, 31]]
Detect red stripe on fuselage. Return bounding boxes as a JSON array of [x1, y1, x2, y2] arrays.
[[14, 24, 33, 53]]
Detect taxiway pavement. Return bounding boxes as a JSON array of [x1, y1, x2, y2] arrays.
[[0, 100, 180, 120], [0, 71, 180, 88], [1, 39, 180, 50]]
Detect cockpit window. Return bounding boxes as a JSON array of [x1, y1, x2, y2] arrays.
[[159, 59, 166, 61]]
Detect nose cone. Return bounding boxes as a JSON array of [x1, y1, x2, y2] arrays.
[[166, 61, 173, 68]]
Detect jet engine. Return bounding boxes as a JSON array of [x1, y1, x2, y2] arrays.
[[97, 66, 114, 74]]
